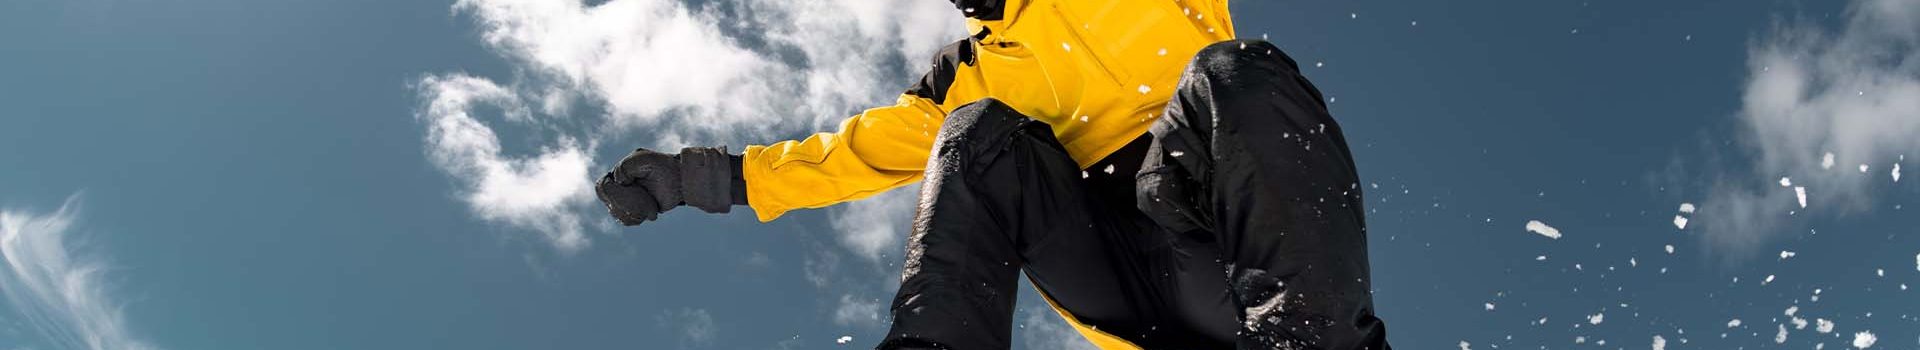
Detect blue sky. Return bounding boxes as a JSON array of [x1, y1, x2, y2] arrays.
[[2, 0, 1916, 349]]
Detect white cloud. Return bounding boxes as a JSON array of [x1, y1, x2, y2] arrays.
[[1695, 0, 1920, 261], [829, 185, 920, 262], [417, 0, 965, 254], [1018, 301, 1098, 350], [416, 75, 595, 252], [830, 294, 882, 327], [0, 195, 160, 350], [656, 308, 717, 349]]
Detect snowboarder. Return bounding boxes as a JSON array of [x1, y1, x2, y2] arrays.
[[594, 0, 1390, 348]]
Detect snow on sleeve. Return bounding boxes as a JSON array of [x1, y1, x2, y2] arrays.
[[1525, 220, 1562, 239], [1852, 331, 1876, 349]]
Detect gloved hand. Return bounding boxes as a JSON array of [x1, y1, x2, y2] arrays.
[[594, 146, 747, 226]]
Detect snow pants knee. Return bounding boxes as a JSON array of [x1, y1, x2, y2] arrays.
[[880, 39, 1389, 350]]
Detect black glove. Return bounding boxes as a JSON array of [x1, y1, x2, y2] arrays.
[[595, 146, 748, 226]]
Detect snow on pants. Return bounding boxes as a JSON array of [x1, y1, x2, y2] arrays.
[[879, 39, 1390, 350]]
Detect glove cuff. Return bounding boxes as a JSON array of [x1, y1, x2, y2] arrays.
[[678, 146, 736, 214]]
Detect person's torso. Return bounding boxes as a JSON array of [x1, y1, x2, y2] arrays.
[[951, 0, 1235, 168]]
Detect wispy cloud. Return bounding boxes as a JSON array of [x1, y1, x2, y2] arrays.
[[415, 0, 962, 253], [1695, 0, 1920, 262], [655, 307, 717, 349], [416, 75, 595, 252], [0, 194, 160, 350]]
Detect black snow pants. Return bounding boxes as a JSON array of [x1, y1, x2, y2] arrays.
[[879, 40, 1390, 350]]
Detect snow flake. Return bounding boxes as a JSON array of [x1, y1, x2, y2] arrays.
[[1816, 318, 1834, 333], [1315, 61, 1324, 68], [1781, 250, 1797, 260], [1727, 319, 1742, 328], [1102, 164, 1116, 175], [1823, 152, 1836, 169], [1587, 313, 1604, 325], [1653, 335, 1667, 350], [1485, 302, 1496, 311], [1672, 215, 1689, 229], [1877, 268, 1884, 277], [1893, 163, 1901, 182], [1524, 220, 1562, 239], [1859, 164, 1870, 173], [1776, 324, 1789, 343], [1786, 306, 1799, 316], [1629, 257, 1637, 267], [1350, 13, 1357, 19], [1795, 186, 1808, 208], [1457, 340, 1470, 350], [1536, 255, 1548, 261], [837, 335, 854, 344], [1780, 177, 1793, 187], [1852, 331, 1876, 348], [1666, 244, 1676, 254], [1763, 275, 1775, 285], [1678, 203, 1696, 214], [1792, 317, 1808, 329]]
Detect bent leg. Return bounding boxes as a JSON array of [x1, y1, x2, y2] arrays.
[[1140, 39, 1390, 349]]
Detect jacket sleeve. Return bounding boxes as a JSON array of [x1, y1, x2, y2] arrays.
[[739, 40, 978, 222]]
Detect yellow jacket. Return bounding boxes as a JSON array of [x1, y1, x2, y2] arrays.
[[741, 0, 1234, 348]]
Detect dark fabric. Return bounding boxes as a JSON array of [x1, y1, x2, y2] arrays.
[[595, 147, 742, 225], [728, 154, 749, 206], [1142, 39, 1389, 349], [879, 99, 1236, 350], [878, 39, 1388, 350], [677, 146, 734, 214], [905, 40, 976, 105], [598, 148, 682, 225]]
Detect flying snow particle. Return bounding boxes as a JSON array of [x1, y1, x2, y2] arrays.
[[1877, 268, 1885, 277], [1860, 164, 1871, 173], [1893, 163, 1901, 182], [1536, 255, 1548, 261], [1350, 13, 1357, 19], [1786, 306, 1799, 316], [1781, 251, 1797, 260], [1588, 313, 1604, 325], [1780, 177, 1794, 187], [1137, 85, 1151, 94], [1315, 61, 1324, 68], [1458, 340, 1471, 350], [837, 335, 853, 344], [1816, 318, 1835, 333], [1485, 303, 1496, 311], [1792, 317, 1808, 329], [1728, 319, 1743, 328], [1852, 331, 1876, 348], [1061, 42, 1071, 52], [1673, 215, 1689, 229], [1666, 244, 1676, 254], [1763, 275, 1775, 285], [1630, 257, 1638, 267], [1102, 164, 1116, 174], [1776, 324, 1789, 343], [1653, 335, 1667, 350], [1679, 203, 1696, 214], [1823, 152, 1836, 169], [1525, 220, 1562, 239], [1795, 186, 1808, 208], [1575, 336, 1587, 344]]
